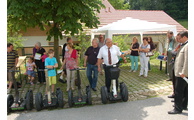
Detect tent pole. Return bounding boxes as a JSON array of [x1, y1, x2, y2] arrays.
[[140, 32, 143, 44]]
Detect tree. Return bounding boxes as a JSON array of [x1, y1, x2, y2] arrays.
[[7, 18, 25, 50], [109, 0, 130, 10], [8, 0, 104, 65]]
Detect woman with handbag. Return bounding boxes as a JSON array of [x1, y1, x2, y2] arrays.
[[61, 43, 78, 91], [129, 36, 139, 72], [139, 37, 150, 77], [147, 36, 156, 71]]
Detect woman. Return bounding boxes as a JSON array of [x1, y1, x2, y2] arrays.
[[33, 42, 46, 84], [129, 37, 139, 72], [139, 37, 150, 77], [61, 43, 78, 91], [147, 36, 155, 71]]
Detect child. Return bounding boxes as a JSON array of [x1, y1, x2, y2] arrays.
[[45, 49, 58, 97], [26, 57, 36, 85]]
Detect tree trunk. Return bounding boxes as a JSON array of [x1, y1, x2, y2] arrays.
[[54, 37, 61, 68]]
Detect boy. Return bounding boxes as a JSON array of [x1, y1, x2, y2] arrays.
[[45, 49, 58, 97]]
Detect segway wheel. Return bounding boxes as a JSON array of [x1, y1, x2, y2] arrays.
[[101, 86, 108, 104], [35, 92, 43, 111], [68, 90, 73, 107], [7, 94, 14, 114], [25, 90, 34, 110], [56, 88, 64, 108], [86, 86, 92, 105], [120, 82, 128, 102]]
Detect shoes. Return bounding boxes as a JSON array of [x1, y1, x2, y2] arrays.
[[168, 95, 175, 98], [30, 82, 34, 85], [71, 88, 75, 90], [138, 74, 143, 77], [166, 79, 172, 81], [43, 82, 46, 85], [168, 109, 182, 114], [133, 70, 136, 72], [129, 70, 133, 72], [171, 100, 175, 102], [92, 88, 97, 91], [37, 82, 40, 84], [7, 88, 11, 94], [144, 75, 147, 78], [58, 78, 66, 84]]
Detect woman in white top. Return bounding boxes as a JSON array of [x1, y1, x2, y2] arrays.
[[139, 37, 150, 77]]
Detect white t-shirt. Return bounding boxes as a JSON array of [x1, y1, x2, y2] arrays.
[[26, 62, 35, 71], [97, 45, 121, 65]]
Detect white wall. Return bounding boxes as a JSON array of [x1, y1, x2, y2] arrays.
[[22, 36, 78, 47]]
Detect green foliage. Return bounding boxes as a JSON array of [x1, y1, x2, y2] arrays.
[[7, 18, 25, 50], [177, 19, 188, 29], [112, 34, 131, 51], [129, 0, 188, 20], [74, 29, 91, 66], [109, 0, 130, 10]]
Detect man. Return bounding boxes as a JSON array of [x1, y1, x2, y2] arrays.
[[97, 38, 127, 92], [84, 38, 100, 91], [164, 31, 176, 81], [98, 34, 105, 75], [168, 31, 188, 114], [98, 34, 105, 48], [59, 37, 73, 83], [168, 33, 181, 99], [7, 43, 19, 93]]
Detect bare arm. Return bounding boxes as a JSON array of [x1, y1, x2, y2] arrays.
[[84, 56, 88, 67], [15, 58, 18, 67], [97, 58, 102, 72]]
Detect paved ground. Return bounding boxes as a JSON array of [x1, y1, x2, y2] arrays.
[[7, 95, 188, 120]]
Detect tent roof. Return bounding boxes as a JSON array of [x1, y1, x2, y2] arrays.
[[92, 17, 177, 34]]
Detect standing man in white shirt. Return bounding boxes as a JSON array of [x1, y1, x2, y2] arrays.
[[97, 38, 127, 92]]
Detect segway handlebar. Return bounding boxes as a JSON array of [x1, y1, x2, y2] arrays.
[[7, 69, 20, 72], [70, 67, 86, 71]]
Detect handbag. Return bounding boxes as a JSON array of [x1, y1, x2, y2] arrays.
[[146, 51, 154, 57]]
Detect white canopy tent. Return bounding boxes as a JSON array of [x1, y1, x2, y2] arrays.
[[91, 17, 177, 43]]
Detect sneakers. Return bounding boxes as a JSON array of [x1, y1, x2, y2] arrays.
[[7, 88, 11, 94], [129, 70, 133, 72], [30, 82, 34, 85], [138, 74, 143, 77], [133, 70, 136, 72]]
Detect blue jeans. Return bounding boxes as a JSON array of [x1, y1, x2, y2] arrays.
[[129, 55, 139, 71], [86, 63, 98, 88]]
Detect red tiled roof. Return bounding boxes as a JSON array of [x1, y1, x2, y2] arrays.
[[97, 0, 186, 32]]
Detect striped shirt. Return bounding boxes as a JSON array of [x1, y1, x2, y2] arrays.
[[7, 50, 19, 69]]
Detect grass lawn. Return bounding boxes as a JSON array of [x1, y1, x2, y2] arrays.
[[177, 19, 188, 29]]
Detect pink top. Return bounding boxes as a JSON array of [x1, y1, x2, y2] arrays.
[[42, 54, 48, 62], [65, 50, 78, 70]]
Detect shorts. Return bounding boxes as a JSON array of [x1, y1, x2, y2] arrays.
[[7, 67, 15, 82], [48, 76, 57, 86], [27, 70, 36, 77]]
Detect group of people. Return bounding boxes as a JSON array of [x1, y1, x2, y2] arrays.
[[165, 31, 188, 114], [129, 36, 155, 77], [7, 31, 188, 113]]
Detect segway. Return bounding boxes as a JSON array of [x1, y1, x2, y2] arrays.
[[7, 69, 33, 114], [101, 64, 128, 104], [68, 68, 92, 107], [35, 69, 64, 111]]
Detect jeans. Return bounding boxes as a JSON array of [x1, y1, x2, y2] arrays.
[[129, 55, 139, 71], [86, 63, 98, 89]]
